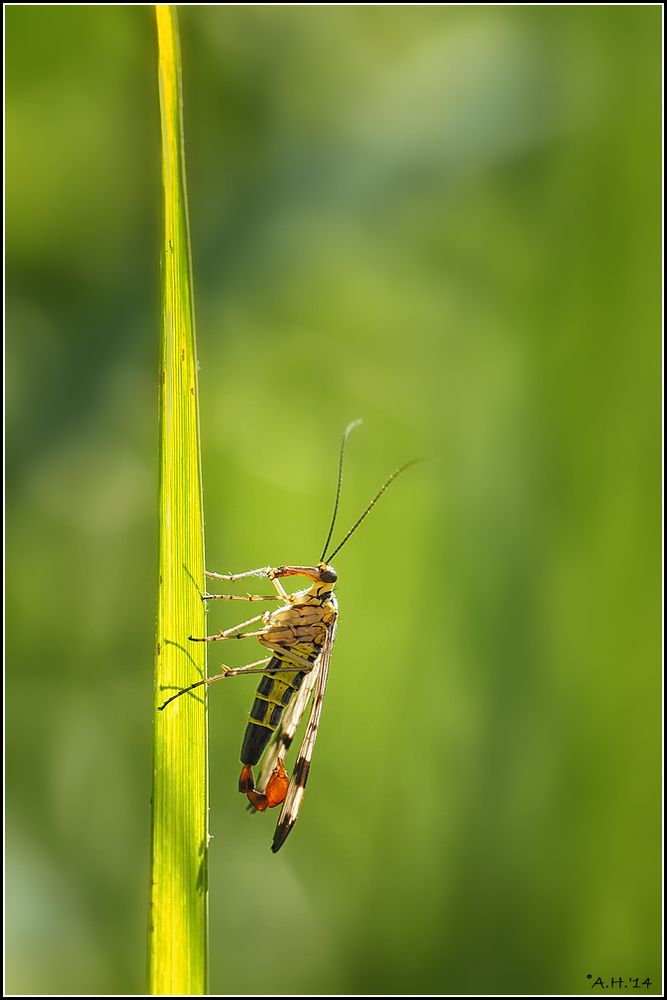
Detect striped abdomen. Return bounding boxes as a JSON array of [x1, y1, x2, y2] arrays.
[[240, 655, 312, 765]]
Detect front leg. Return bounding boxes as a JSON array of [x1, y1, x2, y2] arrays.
[[202, 592, 280, 603], [205, 563, 331, 597], [206, 567, 274, 581], [206, 567, 287, 599]]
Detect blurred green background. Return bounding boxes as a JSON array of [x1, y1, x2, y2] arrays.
[[6, 5, 661, 995]]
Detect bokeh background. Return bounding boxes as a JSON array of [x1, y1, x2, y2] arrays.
[[6, 5, 662, 995]]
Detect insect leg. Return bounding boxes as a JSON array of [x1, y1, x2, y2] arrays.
[[157, 655, 311, 711], [220, 661, 306, 678], [157, 656, 272, 710], [206, 567, 288, 599], [206, 567, 274, 580], [202, 592, 281, 602], [192, 629, 270, 645], [188, 612, 266, 643]]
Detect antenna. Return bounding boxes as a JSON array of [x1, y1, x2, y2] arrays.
[[319, 419, 363, 562], [324, 458, 422, 563]]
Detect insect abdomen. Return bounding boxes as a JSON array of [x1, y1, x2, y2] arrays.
[[240, 656, 307, 765]]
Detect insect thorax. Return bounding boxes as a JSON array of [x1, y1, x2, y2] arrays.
[[265, 583, 336, 648]]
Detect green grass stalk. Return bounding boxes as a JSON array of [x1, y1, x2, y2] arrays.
[[148, 6, 208, 994]]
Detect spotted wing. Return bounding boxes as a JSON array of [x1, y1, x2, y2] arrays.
[[271, 606, 338, 853], [255, 657, 321, 795]]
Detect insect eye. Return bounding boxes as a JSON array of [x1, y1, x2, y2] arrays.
[[320, 567, 337, 583]]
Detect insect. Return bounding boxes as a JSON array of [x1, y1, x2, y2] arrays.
[[159, 421, 419, 851]]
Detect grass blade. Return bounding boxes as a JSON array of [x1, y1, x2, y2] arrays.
[[148, 6, 208, 994]]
